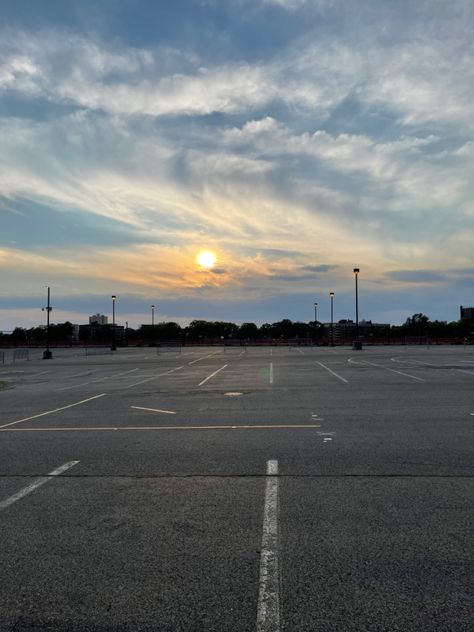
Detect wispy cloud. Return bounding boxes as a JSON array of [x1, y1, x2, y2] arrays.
[[0, 1, 473, 326]]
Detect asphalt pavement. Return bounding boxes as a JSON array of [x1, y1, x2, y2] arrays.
[[0, 345, 472, 631]]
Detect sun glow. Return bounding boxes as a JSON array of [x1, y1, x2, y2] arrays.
[[196, 250, 217, 269]]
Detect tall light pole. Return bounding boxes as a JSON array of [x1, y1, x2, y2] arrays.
[[42, 286, 53, 359], [353, 268, 361, 350], [329, 291, 335, 347], [313, 301, 318, 344], [151, 304, 155, 346], [111, 295, 117, 351]]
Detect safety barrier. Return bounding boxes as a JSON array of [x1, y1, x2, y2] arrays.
[[13, 349, 29, 362]]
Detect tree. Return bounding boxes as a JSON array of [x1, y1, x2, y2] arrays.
[[239, 322, 259, 340]]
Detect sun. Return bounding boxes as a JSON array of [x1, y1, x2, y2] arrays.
[[196, 250, 217, 269]]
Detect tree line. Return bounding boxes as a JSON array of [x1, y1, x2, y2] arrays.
[[1, 313, 472, 346]]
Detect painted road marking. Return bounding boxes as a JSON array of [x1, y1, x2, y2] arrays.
[[199, 364, 228, 386], [0, 424, 322, 433], [130, 406, 176, 415], [98, 368, 139, 381], [297, 348, 304, 355], [125, 365, 184, 388], [456, 369, 474, 376], [188, 352, 220, 365], [363, 361, 425, 382], [59, 368, 139, 390], [0, 394, 107, 429], [23, 370, 51, 379], [0, 461, 79, 511], [315, 361, 348, 383], [257, 459, 280, 632], [269, 362, 274, 384], [64, 371, 95, 379]]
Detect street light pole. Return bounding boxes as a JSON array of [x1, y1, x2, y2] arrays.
[[111, 295, 117, 351], [353, 268, 362, 350], [329, 292, 334, 347], [151, 304, 155, 346], [313, 301, 318, 344], [43, 286, 53, 359]]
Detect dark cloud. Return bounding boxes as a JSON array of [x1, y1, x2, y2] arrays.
[[301, 264, 337, 273], [385, 270, 448, 283]]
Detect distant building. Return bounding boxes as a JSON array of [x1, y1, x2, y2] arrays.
[[323, 319, 390, 342], [89, 313, 108, 325], [460, 306, 474, 321]]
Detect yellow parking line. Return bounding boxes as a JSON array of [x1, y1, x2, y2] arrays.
[[0, 424, 321, 432]]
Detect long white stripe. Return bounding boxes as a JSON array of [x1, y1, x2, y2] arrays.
[[364, 360, 425, 382], [0, 394, 107, 429], [125, 365, 184, 388], [0, 461, 79, 511], [130, 406, 176, 414], [198, 364, 228, 386], [257, 459, 280, 632], [315, 361, 348, 383], [188, 353, 217, 365], [269, 362, 274, 384]]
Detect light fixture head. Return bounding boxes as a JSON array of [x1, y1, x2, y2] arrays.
[[353, 268, 360, 274]]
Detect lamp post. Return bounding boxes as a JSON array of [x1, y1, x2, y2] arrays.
[[151, 304, 155, 346], [42, 286, 53, 359], [353, 268, 362, 350], [329, 292, 334, 347], [111, 295, 117, 351], [313, 301, 318, 344]]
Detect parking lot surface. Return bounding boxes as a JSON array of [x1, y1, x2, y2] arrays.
[[0, 345, 472, 631]]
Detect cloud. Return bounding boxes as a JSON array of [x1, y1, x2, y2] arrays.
[[0, 5, 473, 326]]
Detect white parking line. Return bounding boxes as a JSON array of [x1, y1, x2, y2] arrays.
[[198, 364, 228, 386], [315, 361, 348, 383], [456, 369, 474, 376], [188, 353, 217, 365], [130, 406, 176, 415], [125, 365, 184, 388], [59, 368, 139, 390], [269, 362, 274, 384], [257, 459, 280, 632], [97, 368, 139, 381], [0, 394, 107, 429], [0, 461, 79, 511], [23, 370, 51, 379], [364, 361, 425, 382]]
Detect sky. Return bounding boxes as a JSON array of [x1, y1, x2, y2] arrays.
[[0, 0, 473, 330]]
